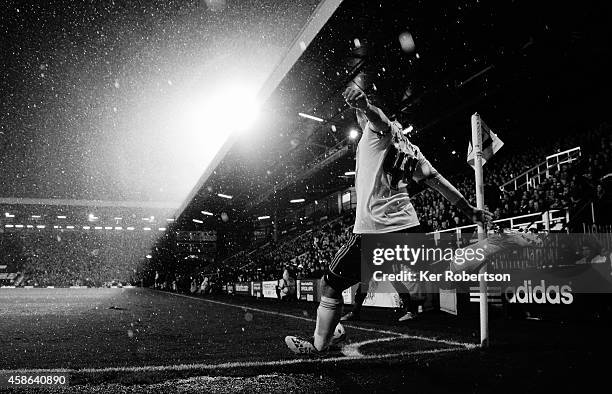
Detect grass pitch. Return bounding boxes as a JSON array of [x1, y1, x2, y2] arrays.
[[0, 288, 607, 392]]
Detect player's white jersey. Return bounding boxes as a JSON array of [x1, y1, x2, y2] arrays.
[[353, 121, 422, 234]]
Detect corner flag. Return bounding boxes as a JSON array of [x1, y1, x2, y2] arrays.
[[467, 119, 503, 168]]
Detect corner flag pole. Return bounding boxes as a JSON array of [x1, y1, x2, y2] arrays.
[[470, 112, 489, 347]]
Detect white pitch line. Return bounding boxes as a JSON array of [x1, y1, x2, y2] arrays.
[[166, 291, 475, 348], [0, 346, 472, 375], [341, 335, 477, 358], [342, 336, 401, 357], [0, 291, 477, 376]]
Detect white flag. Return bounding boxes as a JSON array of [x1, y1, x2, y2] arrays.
[[467, 119, 504, 168]]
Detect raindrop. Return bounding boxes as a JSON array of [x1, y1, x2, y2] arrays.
[[203, 0, 227, 12], [399, 32, 416, 53]]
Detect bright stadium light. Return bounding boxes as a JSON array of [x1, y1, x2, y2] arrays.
[[349, 129, 359, 139], [32, 215, 41, 219], [201, 211, 214, 216], [217, 193, 233, 199], [83, 226, 91, 230], [36, 225, 45, 229], [258, 215, 270, 220], [104, 226, 113, 230], [158, 227, 166, 231], [208, 84, 260, 134], [57, 215, 66, 219], [26, 224, 33, 228], [5, 212, 15, 218], [5, 224, 14, 228], [66, 225, 74, 229], [146, 255, 152, 259], [115, 227, 123, 230], [298, 112, 324, 122], [88, 213, 98, 221], [143, 227, 152, 231], [192, 219, 203, 224], [127, 227, 135, 231], [290, 198, 305, 203], [345, 171, 356, 176], [161, 81, 260, 206], [180, 83, 260, 137], [166, 218, 175, 222], [15, 224, 24, 228], [94, 226, 103, 230]]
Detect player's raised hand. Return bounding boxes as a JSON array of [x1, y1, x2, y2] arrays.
[[343, 86, 368, 110]]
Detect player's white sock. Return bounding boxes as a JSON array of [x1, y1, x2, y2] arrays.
[[313, 296, 343, 351]]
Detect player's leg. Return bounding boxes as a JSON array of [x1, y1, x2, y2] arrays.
[[341, 281, 368, 321], [286, 233, 361, 354], [314, 233, 361, 350], [397, 292, 416, 321], [387, 265, 419, 321]]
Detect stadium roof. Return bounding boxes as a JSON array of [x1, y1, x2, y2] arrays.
[[175, 0, 612, 229], [2, 0, 610, 231], [0, 0, 324, 204]]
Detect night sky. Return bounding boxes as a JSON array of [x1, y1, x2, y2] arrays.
[[0, 0, 321, 204]]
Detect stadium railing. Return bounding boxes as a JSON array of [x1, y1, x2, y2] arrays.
[[501, 147, 581, 192], [429, 209, 569, 239]]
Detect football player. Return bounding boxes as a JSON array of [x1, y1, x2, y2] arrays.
[[285, 85, 492, 354]]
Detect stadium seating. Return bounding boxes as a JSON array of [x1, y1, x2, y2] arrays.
[[0, 230, 157, 287], [199, 125, 610, 285], [3, 127, 607, 289]]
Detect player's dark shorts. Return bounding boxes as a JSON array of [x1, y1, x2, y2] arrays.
[[325, 225, 424, 291]]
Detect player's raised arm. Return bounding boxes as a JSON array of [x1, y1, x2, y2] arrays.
[[343, 86, 391, 133], [413, 157, 493, 225]]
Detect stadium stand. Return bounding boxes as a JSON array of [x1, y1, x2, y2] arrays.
[[7, 123, 597, 292], [414, 124, 610, 231], [178, 124, 611, 287], [0, 229, 158, 287]]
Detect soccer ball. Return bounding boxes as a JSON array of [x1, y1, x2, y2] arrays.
[[334, 323, 345, 338]]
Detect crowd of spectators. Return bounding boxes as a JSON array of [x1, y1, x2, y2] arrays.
[[152, 270, 222, 295], [2, 126, 608, 288], [413, 125, 611, 231], [211, 125, 610, 283], [0, 230, 156, 287], [209, 211, 355, 284]]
